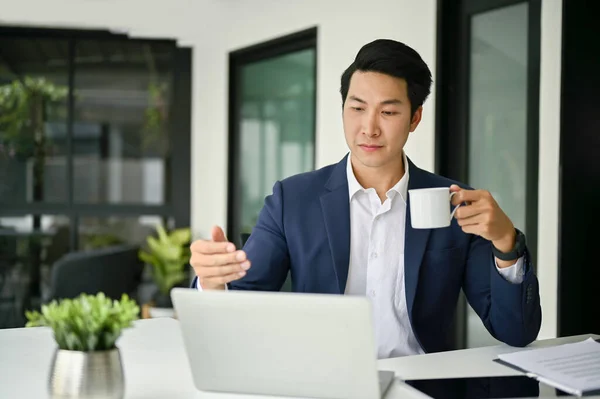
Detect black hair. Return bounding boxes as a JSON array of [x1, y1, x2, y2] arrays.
[[340, 39, 433, 116]]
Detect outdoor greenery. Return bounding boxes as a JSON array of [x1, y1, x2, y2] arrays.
[[0, 77, 67, 203], [0, 77, 67, 156]]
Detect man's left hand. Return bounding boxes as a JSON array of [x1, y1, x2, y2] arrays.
[[450, 185, 517, 266]]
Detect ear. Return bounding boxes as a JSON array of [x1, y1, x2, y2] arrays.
[[409, 106, 423, 132]]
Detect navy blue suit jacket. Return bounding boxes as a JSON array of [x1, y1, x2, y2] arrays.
[[197, 155, 542, 353]]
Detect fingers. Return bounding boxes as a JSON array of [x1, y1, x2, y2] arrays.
[[454, 201, 495, 229], [190, 239, 235, 254], [190, 246, 251, 289], [455, 211, 496, 238], [189, 225, 251, 289], [211, 225, 228, 242], [191, 249, 247, 268], [195, 261, 251, 278], [450, 187, 514, 242], [200, 271, 247, 287], [455, 213, 485, 227], [453, 203, 489, 220], [451, 187, 493, 206]]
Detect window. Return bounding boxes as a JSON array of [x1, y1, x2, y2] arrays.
[[436, 0, 540, 348], [0, 37, 70, 203], [228, 28, 317, 247], [0, 27, 192, 325], [72, 40, 174, 205]]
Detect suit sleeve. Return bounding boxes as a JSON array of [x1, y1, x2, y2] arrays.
[[228, 180, 290, 291], [462, 235, 542, 347]]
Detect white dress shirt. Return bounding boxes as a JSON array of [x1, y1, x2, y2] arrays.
[[198, 153, 525, 359], [344, 153, 524, 359]]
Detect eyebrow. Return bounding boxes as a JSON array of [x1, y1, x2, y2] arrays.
[[348, 95, 403, 105]]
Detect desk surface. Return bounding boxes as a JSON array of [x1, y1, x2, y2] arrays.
[[378, 332, 600, 380], [0, 318, 597, 399]]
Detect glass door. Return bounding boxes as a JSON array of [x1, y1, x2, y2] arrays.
[[228, 30, 317, 250], [466, 1, 531, 348], [436, 0, 540, 348]]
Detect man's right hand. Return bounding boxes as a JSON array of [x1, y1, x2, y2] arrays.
[[189, 226, 251, 290]]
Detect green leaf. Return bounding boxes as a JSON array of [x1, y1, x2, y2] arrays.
[[148, 237, 181, 261], [163, 271, 187, 292], [137, 224, 191, 297], [138, 250, 158, 265], [25, 293, 139, 351], [156, 224, 169, 244], [169, 228, 191, 246]]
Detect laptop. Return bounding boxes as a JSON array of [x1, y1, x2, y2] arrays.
[[171, 288, 395, 399]]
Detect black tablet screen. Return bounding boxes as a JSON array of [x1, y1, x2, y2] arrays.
[[402, 376, 573, 399]]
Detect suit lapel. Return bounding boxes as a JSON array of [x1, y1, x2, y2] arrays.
[[318, 155, 434, 300], [404, 158, 432, 315], [320, 156, 351, 294]]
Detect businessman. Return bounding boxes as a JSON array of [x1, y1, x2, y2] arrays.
[[189, 39, 542, 359]]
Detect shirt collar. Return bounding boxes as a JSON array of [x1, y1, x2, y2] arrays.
[[346, 152, 410, 203]]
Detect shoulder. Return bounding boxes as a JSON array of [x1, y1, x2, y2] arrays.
[[261, 161, 341, 216], [409, 160, 473, 190], [279, 163, 338, 190], [425, 171, 472, 190]]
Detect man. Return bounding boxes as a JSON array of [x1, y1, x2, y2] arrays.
[[190, 39, 541, 359]]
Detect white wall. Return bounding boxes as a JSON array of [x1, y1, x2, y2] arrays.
[[536, 0, 563, 339]]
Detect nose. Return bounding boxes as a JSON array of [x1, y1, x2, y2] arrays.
[[362, 110, 380, 137]]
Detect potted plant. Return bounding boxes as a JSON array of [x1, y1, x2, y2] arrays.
[[25, 293, 139, 399], [138, 224, 191, 318]]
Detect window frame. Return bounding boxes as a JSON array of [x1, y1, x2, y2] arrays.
[[435, 0, 541, 349], [227, 27, 318, 247], [0, 26, 192, 249]]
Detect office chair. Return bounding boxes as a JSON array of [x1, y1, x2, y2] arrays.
[[47, 244, 144, 302]]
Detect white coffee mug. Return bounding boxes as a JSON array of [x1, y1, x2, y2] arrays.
[[408, 187, 462, 229]]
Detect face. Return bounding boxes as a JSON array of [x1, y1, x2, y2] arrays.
[[342, 71, 422, 171]]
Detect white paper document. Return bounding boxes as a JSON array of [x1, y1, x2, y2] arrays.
[[497, 338, 600, 396]]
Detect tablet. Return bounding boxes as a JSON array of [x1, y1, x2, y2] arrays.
[[402, 375, 574, 398]]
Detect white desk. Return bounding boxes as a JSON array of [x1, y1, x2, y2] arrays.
[[378, 333, 600, 380], [0, 318, 597, 399]]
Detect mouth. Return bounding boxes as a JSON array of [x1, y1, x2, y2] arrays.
[[359, 144, 383, 153]]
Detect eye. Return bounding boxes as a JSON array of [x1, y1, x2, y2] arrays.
[[382, 111, 398, 116], [351, 107, 364, 112]]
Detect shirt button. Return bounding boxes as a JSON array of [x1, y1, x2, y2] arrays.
[[370, 290, 376, 297], [371, 252, 378, 259]]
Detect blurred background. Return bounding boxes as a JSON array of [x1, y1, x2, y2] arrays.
[[0, 0, 597, 350]]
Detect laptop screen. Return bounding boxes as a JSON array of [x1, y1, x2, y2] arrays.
[[402, 376, 573, 398]]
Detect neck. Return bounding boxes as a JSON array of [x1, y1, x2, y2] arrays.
[[350, 154, 405, 202]]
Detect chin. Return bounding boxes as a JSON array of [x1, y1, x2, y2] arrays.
[[354, 155, 386, 168]]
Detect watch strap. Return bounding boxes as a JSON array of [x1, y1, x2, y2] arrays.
[[492, 228, 526, 261]]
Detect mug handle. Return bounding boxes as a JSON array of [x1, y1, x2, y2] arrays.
[[449, 191, 462, 221]]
